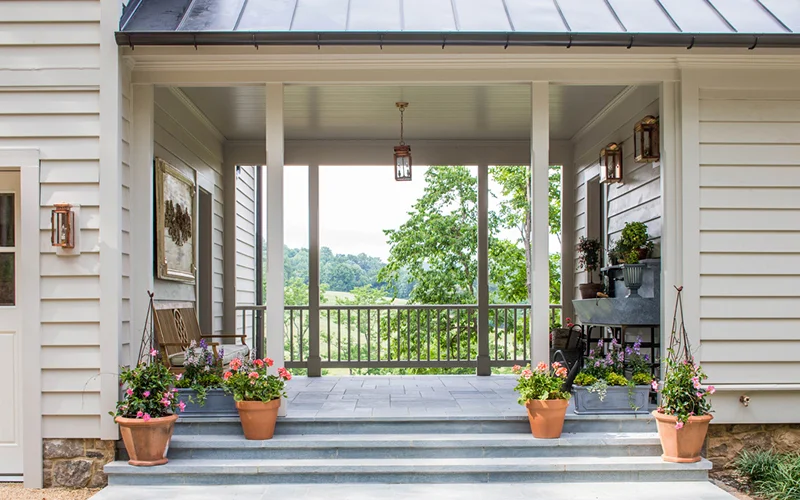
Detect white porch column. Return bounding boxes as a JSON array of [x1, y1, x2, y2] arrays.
[[131, 85, 155, 351], [265, 83, 287, 414], [222, 157, 237, 334], [530, 82, 551, 365], [477, 164, 490, 375], [307, 164, 321, 376]]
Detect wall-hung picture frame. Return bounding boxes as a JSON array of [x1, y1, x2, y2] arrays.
[[155, 157, 196, 284]]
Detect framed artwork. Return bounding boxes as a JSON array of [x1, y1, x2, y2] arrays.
[[155, 157, 196, 283]]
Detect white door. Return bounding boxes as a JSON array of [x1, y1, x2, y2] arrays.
[[0, 171, 21, 475]]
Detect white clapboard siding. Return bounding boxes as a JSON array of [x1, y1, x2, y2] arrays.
[[698, 88, 800, 387], [0, 0, 103, 438], [152, 88, 226, 333], [236, 165, 258, 335], [571, 86, 660, 299]]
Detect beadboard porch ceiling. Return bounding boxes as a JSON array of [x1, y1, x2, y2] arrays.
[[178, 84, 627, 142]]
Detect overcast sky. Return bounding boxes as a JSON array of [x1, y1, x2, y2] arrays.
[[279, 165, 559, 262]]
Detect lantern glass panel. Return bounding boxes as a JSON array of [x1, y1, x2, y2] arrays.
[[395, 154, 411, 181]]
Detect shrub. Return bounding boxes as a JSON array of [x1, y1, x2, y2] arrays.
[[631, 372, 654, 386], [576, 237, 603, 278], [735, 449, 800, 500], [657, 356, 714, 426], [606, 372, 628, 386], [573, 372, 597, 386], [512, 362, 570, 405]]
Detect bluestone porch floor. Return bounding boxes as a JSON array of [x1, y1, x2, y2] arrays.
[[284, 375, 528, 419], [90, 482, 735, 499]]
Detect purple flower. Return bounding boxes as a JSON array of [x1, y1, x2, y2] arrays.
[[199, 338, 207, 349]]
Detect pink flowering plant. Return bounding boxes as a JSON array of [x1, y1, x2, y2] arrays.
[[111, 350, 185, 421], [656, 354, 714, 428], [511, 362, 570, 405], [223, 357, 291, 403]]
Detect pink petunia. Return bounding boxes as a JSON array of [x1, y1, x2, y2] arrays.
[[650, 380, 658, 391], [150, 349, 158, 357], [161, 398, 171, 407], [178, 401, 186, 412], [126, 388, 133, 396], [136, 411, 144, 418], [675, 421, 684, 430], [696, 392, 704, 398], [143, 391, 150, 398], [142, 413, 151, 422], [707, 385, 716, 395], [175, 373, 183, 381]]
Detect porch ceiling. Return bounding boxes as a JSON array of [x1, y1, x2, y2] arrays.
[[179, 84, 626, 142]]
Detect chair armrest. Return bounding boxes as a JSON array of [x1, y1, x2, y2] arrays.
[[200, 334, 248, 340]]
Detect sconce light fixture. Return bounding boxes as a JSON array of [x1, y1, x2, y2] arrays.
[[51, 203, 75, 249], [600, 143, 623, 184], [634, 115, 660, 162]]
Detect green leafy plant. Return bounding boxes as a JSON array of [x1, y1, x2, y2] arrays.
[[111, 350, 185, 420], [575, 337, 656, 404], [619, 221, 654, 264], [512, 362, 570, 405], [223, 357, 290, 403], [735, 449, 800, 500], [174, 339, 226, 406], [576, 236, 603, 282]]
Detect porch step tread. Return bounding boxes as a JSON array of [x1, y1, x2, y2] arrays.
[[168, 432, 661, 448], [106, 456, 712, 474]]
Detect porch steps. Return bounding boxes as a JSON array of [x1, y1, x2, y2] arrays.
[[105, 415, 712, 486]]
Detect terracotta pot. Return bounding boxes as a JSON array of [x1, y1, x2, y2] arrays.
[[236, 399, 280, 440], [579, 282, 604, 299], [115, 414, 178, 466], [652, 410, 713, 463], [525, 399, 569, 439]]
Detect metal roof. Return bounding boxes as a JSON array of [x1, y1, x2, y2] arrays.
[[117, 0, 800, 48]]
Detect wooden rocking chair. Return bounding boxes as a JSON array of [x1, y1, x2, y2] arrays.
[[152, 300, 250, 372]]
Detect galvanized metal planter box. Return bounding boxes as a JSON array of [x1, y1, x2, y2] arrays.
[[572, 385, 651, 415], [175, 388, 238, 418]]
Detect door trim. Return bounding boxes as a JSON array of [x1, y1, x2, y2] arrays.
[[0, 149, 41, 488]]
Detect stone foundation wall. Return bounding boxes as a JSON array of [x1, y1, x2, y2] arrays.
[[706, 424, 800, 470], [43, 439, 115, 488]]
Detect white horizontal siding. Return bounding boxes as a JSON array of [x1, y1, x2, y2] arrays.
[[0, 0, 103, 438], [236, 165, 258, 335], [698, 88, 800, 389]]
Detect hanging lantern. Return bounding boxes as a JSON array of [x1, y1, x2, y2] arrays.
[[51, 203, 75, 249], [600, 143, 623, 184], [634, 115, 660, 162], [394, 102, 412, 181]]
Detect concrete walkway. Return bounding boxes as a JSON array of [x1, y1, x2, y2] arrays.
[[91, 482, 735, 499]]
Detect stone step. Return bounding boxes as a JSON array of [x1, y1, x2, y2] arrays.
[[156, 432, 662, 460], [90, 481, 736, 500], [105, 456, 711, 485], [174, 414, 656, 436]]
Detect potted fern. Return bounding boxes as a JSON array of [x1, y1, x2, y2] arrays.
[[576, 236, 604, 299]]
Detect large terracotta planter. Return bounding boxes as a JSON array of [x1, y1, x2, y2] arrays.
[[236, 399, 280, 440], [652, 410, 713, 463], [115, 414, 178, 466], [525, 399, 569, 439]]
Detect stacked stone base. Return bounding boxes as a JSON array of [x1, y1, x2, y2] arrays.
[[43, 439, 115, 488], [707, 423, 800, 470]]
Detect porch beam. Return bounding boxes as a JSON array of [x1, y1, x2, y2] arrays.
[[477, 164, 490, 376], [265, 83, 287, 415], [307, 164, 321, 377], [530, 82, 550, 366]]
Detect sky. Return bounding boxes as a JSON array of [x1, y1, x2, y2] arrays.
[[279, 165, 560, 262]]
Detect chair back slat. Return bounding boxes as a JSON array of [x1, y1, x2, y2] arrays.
[[153, 302, 203, 360]]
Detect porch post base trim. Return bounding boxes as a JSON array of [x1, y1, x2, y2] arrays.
[[306, 356, 322, 377], [476, 355, 491, 376]]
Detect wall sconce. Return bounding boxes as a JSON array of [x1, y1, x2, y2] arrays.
[[51, 203, 80, 256], [51, 203, 74, 249], [394, 102, 412, 181], [600, 143, 623, 184], [634, 115, 660, 162]]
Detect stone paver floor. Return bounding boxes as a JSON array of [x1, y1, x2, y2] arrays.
[[284, 375, 527, 419]]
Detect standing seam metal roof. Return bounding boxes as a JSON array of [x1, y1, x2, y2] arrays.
[[117, 0, 800, 48]]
